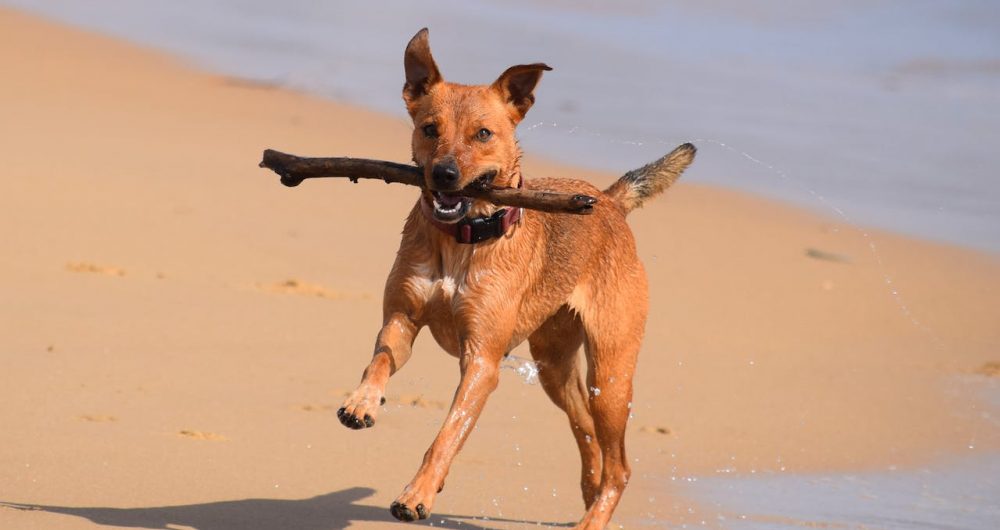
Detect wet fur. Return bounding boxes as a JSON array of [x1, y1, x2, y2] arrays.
[[337, 28, 682, 529]]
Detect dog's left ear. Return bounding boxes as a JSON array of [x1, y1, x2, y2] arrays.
[[491, 63, 552, 123]]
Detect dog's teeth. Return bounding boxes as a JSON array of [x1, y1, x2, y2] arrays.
[[434, 199, 461, 214]]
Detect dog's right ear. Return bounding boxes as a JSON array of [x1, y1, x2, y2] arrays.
[[403, 28, 442, 117]]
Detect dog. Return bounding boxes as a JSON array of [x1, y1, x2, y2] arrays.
[[335, 28, 694, 529]]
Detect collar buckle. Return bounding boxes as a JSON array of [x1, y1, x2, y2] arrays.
[[456, 208, 509, 244]]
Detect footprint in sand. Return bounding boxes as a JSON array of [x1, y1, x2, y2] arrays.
[[255, 279, 372, 301], [395, 394, 447, 410], [298, 404, 336, 412], [78, 414, 117, 423], [66, 261, 125, 276], [976, 362, 1000, 377], [804, 248, 851, 264], [257, 279, 344, 300], [178, 430, 227, 441], [638, 425, 671, 435]]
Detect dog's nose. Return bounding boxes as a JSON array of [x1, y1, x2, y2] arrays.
[[432, 158, 461, 189]]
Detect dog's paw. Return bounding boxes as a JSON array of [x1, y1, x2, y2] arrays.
[[390, 482, 438, 522], [389, 500, 429, 522], [336, 407, 372, 429], [337, 387, 385, 430]]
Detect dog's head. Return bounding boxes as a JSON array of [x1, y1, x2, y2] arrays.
[[402, 28, 550, 223]]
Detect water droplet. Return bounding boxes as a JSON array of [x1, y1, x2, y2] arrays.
[[501, 355, 539, 385]]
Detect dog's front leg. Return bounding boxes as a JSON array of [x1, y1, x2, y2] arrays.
[[389, 332, 509, 522], [338, 311, 419, 429]]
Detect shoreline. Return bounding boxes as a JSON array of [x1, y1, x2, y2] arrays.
[[1, 7, 998, 529], [5, 0, 1000, 254]]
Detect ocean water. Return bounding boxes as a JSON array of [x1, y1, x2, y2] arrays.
[[4, 0, 1000, 251], [665, 376, 1000, 529], [681, 455, 1000, 529]]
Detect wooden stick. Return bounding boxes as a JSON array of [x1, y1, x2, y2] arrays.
[[260, 149, 598, 214], [259, 143, 696, 215]]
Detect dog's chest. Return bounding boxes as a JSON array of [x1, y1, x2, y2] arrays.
[[404, 270, 463, 306], [403, 259, 478, 357], [402, 244, 473, 305]]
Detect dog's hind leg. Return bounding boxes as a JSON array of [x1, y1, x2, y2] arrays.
[[574, 331, 640, 529], [529, 306, 602, 508], [573, 282, 646, 530], [338, 312, 419, 430]]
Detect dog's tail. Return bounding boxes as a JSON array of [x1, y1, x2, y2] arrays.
[[605, 143, 696, 214]]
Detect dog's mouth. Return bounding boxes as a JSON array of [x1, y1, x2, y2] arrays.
[[425, 170, 498, 223], [471, 169, 498, 189], [428, 191, 471, 223]]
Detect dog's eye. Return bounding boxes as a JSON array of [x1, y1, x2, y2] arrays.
[[476, 128, 493, 142], [422, 123, 439, 139]]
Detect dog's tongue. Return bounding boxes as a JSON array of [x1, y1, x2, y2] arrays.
[[436, 193, 463, 207]]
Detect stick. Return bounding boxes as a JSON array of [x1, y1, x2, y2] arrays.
[[259, 143, 696, 214], [259, 149, 598, 214]]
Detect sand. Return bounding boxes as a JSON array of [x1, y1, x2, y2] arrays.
[[1, 8, 998, 529]]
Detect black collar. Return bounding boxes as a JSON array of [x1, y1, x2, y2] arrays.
[[420, 200, 523, 244]]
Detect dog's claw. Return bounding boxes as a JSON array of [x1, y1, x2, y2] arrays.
[[336, 407, 370, 430], [416, 503, 429, 519], [390, 501, 419, 522]]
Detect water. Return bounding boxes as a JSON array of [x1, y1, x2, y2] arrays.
[[501, 355, 540, 385], [4, 0, 999, 252], [685, 455, 1000, 529], [678, 377, 1000, 529]]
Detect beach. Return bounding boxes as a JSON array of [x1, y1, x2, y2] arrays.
[[1, 7, 998, 529], [5, 0, 1000, 252]]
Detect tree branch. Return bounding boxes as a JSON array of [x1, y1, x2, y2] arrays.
[[259, 144, 696, 215], [260, 149, 598, 214]]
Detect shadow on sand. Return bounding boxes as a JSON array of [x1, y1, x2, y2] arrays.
[[1, 487, 573, 530]]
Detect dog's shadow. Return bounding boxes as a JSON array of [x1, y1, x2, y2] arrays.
[[1, 487, 573, 530]]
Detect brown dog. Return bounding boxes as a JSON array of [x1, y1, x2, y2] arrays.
[[336, 28, 694, 529]]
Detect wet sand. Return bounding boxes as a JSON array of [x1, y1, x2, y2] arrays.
[[1, 8, 998, 529]]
